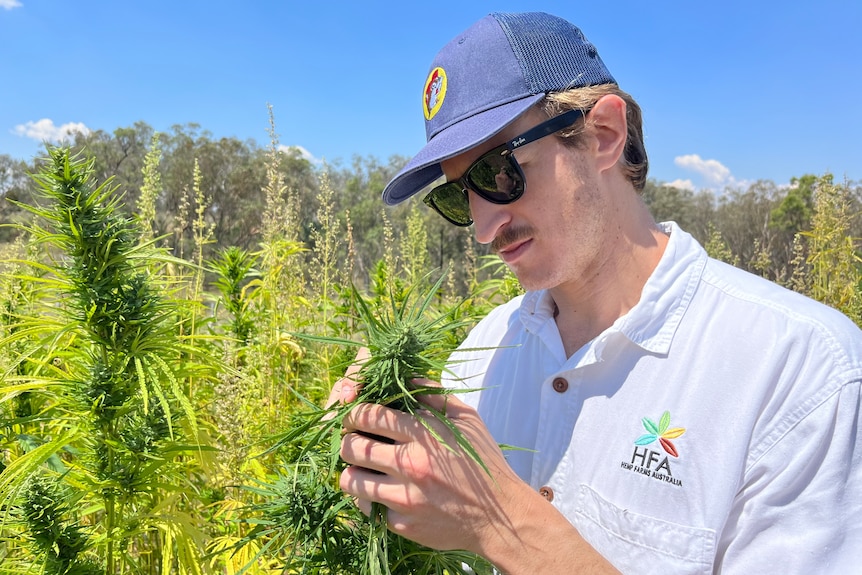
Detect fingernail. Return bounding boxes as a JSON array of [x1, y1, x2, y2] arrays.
[[341, 382, 353, 400]]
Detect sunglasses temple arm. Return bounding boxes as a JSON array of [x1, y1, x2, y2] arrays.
[[507, 108, 585, 152]]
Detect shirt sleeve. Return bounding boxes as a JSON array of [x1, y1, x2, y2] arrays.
[[716, 379, 862, 573]]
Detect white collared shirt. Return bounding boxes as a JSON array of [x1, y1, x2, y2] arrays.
[[446, 222, 862, 574]]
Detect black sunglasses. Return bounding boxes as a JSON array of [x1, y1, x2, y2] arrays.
[[423, 108, 586, 226]]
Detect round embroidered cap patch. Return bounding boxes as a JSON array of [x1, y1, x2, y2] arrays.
[[423, 66, 447, 121]]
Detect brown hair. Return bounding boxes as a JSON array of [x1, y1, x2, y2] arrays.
[[541, 85, 648, 192]]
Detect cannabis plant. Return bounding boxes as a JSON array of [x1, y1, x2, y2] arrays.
[[12, 474, 102, 575], [804, 175, 862, 325], [0, 147, 215, 574], [211, 246, 260, 351], [240, 273, 493, 575]]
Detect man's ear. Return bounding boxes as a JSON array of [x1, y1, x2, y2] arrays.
[[586, 94, 628, 173]]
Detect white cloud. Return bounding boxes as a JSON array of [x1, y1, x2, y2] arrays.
[[674, 154, 731, 186], [279, 144, 321, 165], [12, 118, 90, 142], [671, 153, 755, 193], [0, 0, 22, 10], [667, 179, 695, 191]]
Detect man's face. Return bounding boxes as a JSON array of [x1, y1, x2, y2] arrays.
[[440, 108, 611, 293]]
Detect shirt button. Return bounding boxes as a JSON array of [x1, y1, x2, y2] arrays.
[[539, 486, 555, 501], [552, 377, 569, 393]]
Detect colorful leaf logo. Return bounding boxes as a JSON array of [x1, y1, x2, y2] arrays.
[[635, 411, 686, 457]]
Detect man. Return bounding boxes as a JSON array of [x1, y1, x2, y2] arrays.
[[332, 12, 862, 574]]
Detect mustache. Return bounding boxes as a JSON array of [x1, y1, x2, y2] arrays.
[[491, 225, 534, 253]]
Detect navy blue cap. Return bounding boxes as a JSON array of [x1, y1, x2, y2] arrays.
[[381, 12, 616, 205]]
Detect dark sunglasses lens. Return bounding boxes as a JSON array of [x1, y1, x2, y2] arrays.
[[467, 153, 523, 203], [427, 183, 471, 226]]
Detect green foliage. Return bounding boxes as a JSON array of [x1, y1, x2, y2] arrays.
[[0, 155, 36, 243], [803, 175, 862, 324], [642, 180, 714, 240], [211, 246, 259, 348], [241, 450, 490, 575], [703, 224, 739, 266], [137, 133, 162, 240], [402, 208, 430, 286], [14, 474, 101, 575], [0, 148, 218, 574], [770, 175, 816, 233], [261, 104, 293, 245]]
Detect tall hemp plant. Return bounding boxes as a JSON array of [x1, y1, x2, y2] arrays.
[[803, 175, 862, 326], [0, 237, 60, 572], [250, 106, 309, 431], [0, 148, 216, 574], [136, 132, 162, 242], [205, 108, 308, 573]]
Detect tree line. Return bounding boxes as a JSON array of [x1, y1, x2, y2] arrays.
[[1, 116, 860, 303]]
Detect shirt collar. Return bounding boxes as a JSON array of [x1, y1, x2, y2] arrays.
[[519, 222, 707, 356], [614, 222, 706, 354]]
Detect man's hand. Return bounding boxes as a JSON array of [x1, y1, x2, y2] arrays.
[[339, 379, 531, 553], [338, 378, 620, 574]]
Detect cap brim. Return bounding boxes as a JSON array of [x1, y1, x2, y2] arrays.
[[381, 94, 544, 205]]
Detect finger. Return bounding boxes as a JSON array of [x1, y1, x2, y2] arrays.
[[344, 346, 370, 380], [324, 346, 371, 410], [352, 495, 372, 518], [346, 491, 411, 535], [340, 465, 410, 512], [339, 346, 371, 403], [411, 377, 441, 388], [342, 403, 416, 444], [324, 377, 358, 410], [324, 380, 345, 410], [340, 431, 400, 475], [411, 377, 468, 414], [342, 407, 412, 454]]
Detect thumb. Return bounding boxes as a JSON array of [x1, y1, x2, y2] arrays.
[[344, 346, 370, 381], [325, 346, 371, 410]]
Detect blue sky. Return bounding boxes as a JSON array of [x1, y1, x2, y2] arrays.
[[1, 0, 859, 192]]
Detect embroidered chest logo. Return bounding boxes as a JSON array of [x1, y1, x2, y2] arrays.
[[620, 411, 686, 487]]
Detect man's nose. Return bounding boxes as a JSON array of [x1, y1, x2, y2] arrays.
[[469, 190, 511, 245]]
